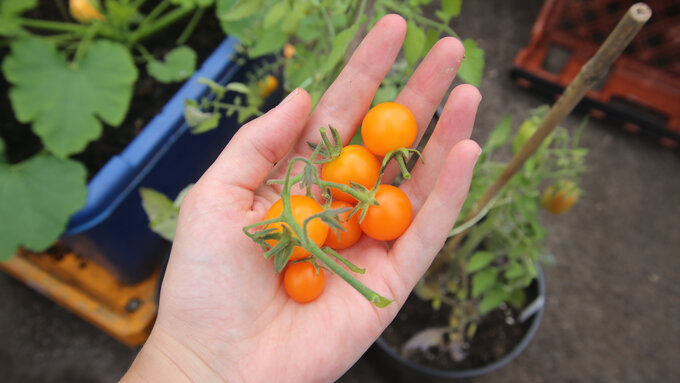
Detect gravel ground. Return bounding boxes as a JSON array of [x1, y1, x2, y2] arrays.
[[2, 1, 678, 382]]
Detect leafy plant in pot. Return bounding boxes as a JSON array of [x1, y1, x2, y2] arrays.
[[374, 107, 588, 380], [0, 0, 229, 279]]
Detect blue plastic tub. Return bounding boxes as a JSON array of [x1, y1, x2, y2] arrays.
[[62, 37, 246, 284]]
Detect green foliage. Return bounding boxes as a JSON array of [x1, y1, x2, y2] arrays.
[[457, 38, 484, 87], [139, 185, 193, 241], [0, 154, 87, 260], [147, 46, 197, 83], [419, 106, 588, 349], [0, 0, 216, 260], [3, 38, 137, 157]]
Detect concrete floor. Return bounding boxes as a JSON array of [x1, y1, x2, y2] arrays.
[[2, 1, 679, 382]]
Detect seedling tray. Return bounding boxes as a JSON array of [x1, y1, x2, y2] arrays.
[[512, 0, 680, 148]]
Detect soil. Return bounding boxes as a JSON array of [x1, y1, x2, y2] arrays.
[[381, 280, 539, 372], [0, 1, 225, 176]]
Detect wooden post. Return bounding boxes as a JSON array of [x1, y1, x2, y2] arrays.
[[440, 3, 652, 258]]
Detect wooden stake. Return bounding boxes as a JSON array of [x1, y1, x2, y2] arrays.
[[440, 3, 652, 258]]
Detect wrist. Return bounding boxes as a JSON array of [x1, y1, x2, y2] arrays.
[[121, 328, 230, 383]]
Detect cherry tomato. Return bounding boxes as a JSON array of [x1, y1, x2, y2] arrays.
[[283, 43, 296, 59], [283, 262, 325, 303], [264, 195, 329, 260], [361, 102, 417, 157], [324, 201, 363, 250], [541, 180, 580, 215], [321, 145, 380, 203], [259, 75, 279, 98], [360, 185, 412, 241]]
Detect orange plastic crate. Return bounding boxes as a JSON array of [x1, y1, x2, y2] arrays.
[[512, 0, 680, 149]]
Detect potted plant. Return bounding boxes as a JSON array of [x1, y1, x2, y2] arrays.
[[372, 106, 587, 379], [0, 0, 250, 282]]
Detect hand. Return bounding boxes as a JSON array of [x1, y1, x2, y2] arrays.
[[122, 14, 481, 383]]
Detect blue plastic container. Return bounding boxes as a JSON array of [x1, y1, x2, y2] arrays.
[[62, 37, 246, 284]]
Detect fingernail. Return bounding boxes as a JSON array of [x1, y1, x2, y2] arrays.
[[473, 147, 482, 167], [279, 88, 299, 107]]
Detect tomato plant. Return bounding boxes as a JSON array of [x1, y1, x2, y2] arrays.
[[283, 261, 325, 303], [321, 145, 380, 203], [541, 180, 580, 215], [324, 201, 362, 250], [360, 185, 412, 241], [264, 195, 329, 261], [361, 102, 418, 157]]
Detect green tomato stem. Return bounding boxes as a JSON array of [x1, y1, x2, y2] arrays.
[[176, 6, 206, 46], [129, 5, 193, 44]]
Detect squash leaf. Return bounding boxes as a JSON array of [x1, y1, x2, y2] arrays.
[[0, 154, 87, 260], [148, 46, 197, 83], [2, 37, 137, 157]]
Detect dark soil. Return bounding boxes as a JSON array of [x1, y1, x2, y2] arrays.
[[382, 281, 538, 372], [0, 1, 224, 176]]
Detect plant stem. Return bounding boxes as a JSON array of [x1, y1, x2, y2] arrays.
[[441, 3, 650, 256], [129, 4, 193, 44], [176, 6, 207, 45], [139, 0, 170, 28], [18, 18, 90, 34], [378, 0, 458, 38]]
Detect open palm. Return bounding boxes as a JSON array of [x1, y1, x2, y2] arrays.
[[123, 14, 481, 383]]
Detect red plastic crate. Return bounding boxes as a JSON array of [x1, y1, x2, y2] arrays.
[[512, 0, 680, 149]]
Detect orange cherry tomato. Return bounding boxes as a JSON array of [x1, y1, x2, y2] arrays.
[[283, 261, 325, 303], [360, 185, 412, 241], [259, 75, 279, 98], [361, 102, 417, 157], [541, 180, 580, 215], [69, 0, 104, 23], [283, 43, 296, 59], [324, 201, 363, 250], [264, 195, 329, 260], [321, 145, 380, 203]]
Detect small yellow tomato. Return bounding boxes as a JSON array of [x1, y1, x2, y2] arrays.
[[70, 0, 105, 23]]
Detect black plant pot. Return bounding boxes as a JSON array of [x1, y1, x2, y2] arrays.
[[371, 266, 546, 382]]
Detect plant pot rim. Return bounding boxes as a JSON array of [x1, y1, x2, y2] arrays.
[[375, 264, 546, 380]]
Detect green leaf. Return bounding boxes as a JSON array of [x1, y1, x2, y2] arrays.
[[2, 38, 137, 157], [467, 251, 495, 273], [441, 0, 462, 18], [170, 0, 214, 7], [173, 184, 193, 207], [224, 82, 251, 94], [0, 155, 87, 260], [479, 286, 508, 314], [373, 84, 398, 106], [508, 288, 526, 309], [191, 112, 220, 134], [485, 115, 512, 152], [403, 21, 426, 67], [139, 188, 179, 241], [458, 38, 484, 86], [218, 0, 263, 21], [0, 0, 37, 14], [147, 46, 197, 83], [248, 25, 288, 58], [320, 24, 359, 78], [504, 262, 524, 279], [263, 1, 288, 29], [471, 269, 497, 298], [424, 28, 440, 56]]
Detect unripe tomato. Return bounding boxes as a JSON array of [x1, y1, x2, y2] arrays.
[[361, 102, 417, 157], [264, 195, 329, 260], [283, 43, 296, 59], [321, 145, 380, 203], [324, 201, 362, 250], [258, 75, 279, 98], [541, 180, 580, 215], [512, 119, 553, 154], [360, 185, 412, 241], [70, 0, 104, 23], [283, 262, 325, 303]]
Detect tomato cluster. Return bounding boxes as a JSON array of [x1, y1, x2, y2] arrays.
[[251, 102, 419, 304]]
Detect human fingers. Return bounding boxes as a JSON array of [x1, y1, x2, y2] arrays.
[[385, 139, 481, 302], [399, 84, 481, 211], [196, 89, 312, 209], [294, 14, 406, 151]]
